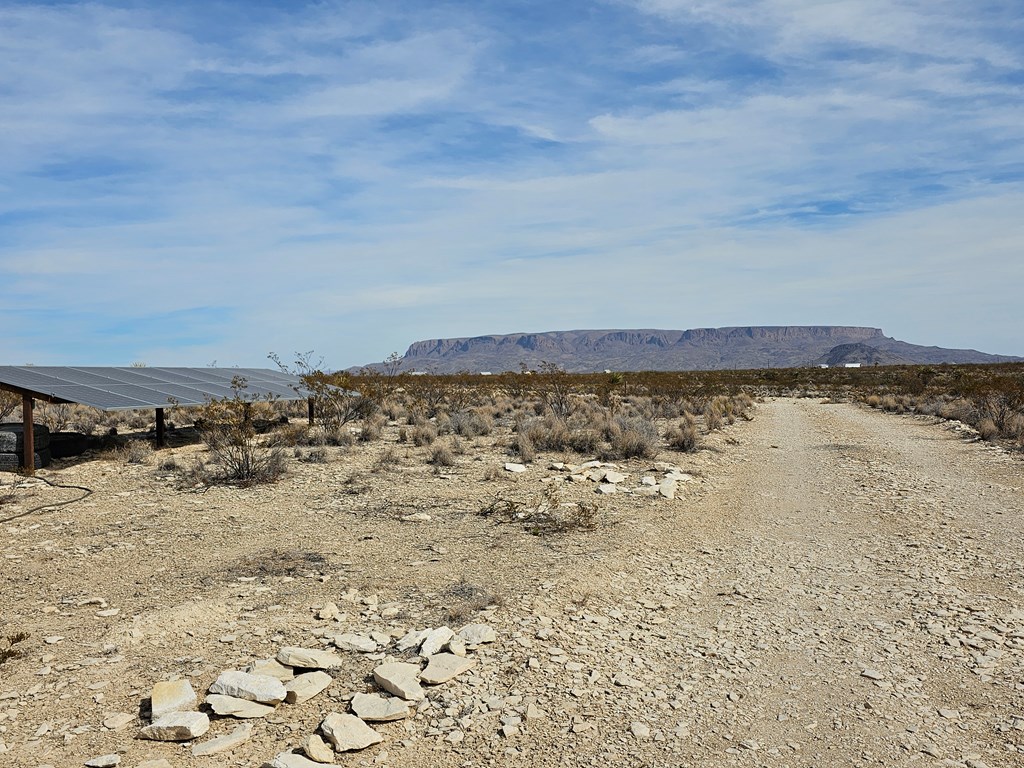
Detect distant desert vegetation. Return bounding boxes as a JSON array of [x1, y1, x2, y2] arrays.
[[3, 360, 1021, 485]]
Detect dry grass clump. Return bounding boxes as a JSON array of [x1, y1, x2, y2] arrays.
[[294, 446, 329, 463], [412, 424, 438, 446], [665, 413, 701, 453], [375, 446, 402, 469], [359, 414, 387, 443], [601, 415, 659, 460], [117, 440, 154, 465], [451, 408, 493, 437], [443, 581, 504, 624], [428, 441, 456, 467]]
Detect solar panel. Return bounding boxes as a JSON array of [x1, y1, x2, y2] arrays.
[[0, 367, 310, 411]]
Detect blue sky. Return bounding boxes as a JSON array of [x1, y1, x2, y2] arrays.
[[2, 0, 1022, 368]]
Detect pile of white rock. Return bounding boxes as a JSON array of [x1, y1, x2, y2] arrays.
[[134, 622, 498, 766], [546, 461, 694, 499]]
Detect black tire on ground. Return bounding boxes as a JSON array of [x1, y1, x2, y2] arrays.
[[0, 447, 51, 471], [50, 432, 90, 459], [0, 423, 52, 452]]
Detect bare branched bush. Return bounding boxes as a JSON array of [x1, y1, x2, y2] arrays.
[[194, 377, 288, 487], [70, 406, 103, 436], [478, 484, 598, 535], [0, 390, 19, 422], [38, 402, 73, 431]]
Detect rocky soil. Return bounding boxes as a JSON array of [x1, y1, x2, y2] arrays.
[[1, 399, 1022, 767]]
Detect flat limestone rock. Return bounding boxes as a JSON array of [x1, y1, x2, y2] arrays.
[[458, 624, 497, 646], [658, 479, 677, 499], [277, 646, 344, 670], [102, 712, 134, 731], [395, 629, 430, 652], [269, 752, 327, 768], [372, 662, 424, 701], [150, 679, 197, 719], [504, 463, 527, 473], [350, 692, 410, 722], [205, 694, 275, 719], [333, 633, 377, 653], [85, 754, 121, 767], [139, 711, 210, 741], [320, 712, 383, 752], [302, 733, 335, 764], [191, 723, 253, 756], [285, 671, 333, 705], [208, 670, 286, 705], [420, 654, 476, 685], [420, 627, 455, 656], [245, 658, 295, 681]]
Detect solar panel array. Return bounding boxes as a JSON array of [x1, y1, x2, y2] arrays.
[[0, 367, 309, 411]]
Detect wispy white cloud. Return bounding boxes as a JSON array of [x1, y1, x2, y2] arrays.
[[0, 0, 1021, 367]]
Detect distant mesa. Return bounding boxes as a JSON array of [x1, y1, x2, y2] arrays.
[[361, 326, 1022, 373]]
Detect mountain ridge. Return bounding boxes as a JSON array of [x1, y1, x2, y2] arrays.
[[365, 326, 1022, 373]]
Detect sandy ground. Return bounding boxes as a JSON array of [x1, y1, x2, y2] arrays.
[[1, 399, 1022, 768]]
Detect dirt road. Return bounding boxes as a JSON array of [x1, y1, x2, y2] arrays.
[[509, 398, 1024, 767], [1, 399, 1021, 767]]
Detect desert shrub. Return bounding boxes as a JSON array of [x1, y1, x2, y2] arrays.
[[0, 631, 29, 669], [704, 403, 724, 432], [567, 428, 600, 454], [194, 377, 288, 486], [271, 423, 316, 447], [118, 440, 153, 465], [879, 395, 900, 412], [512, 432, 536, 463], [157, 455, 179, 472], [0, 391, 19, 422], [977, 418, 999, 441], [432, 412, 452, 435], [443, 581, 504, 624], [295, 446, 329, 463], [606, 416, 659, 459], [451, 409, 493, 437], [428, 442, 456, 467], [534, 362, 579, 422], [70, 407, 103, 436], [938, 398, 975, 422], [375, 446, 402, 469], [359, 414, 386, 443], [665, 416, 700, 453], [270, 352, 376, 432], [412, 424, 437, 446], [519, 415, 570, 452], [478, 485, 598, 535], [397, 427, 408, 443], [38, 402, 73, 431]]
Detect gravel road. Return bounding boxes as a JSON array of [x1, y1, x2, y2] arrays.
[[497, 398, 1024, 767]]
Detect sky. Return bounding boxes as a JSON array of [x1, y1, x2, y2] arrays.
[[1, 0, 1022, 369]]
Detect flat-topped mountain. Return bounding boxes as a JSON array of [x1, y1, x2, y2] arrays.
[[373, 326, 1021, 373]]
